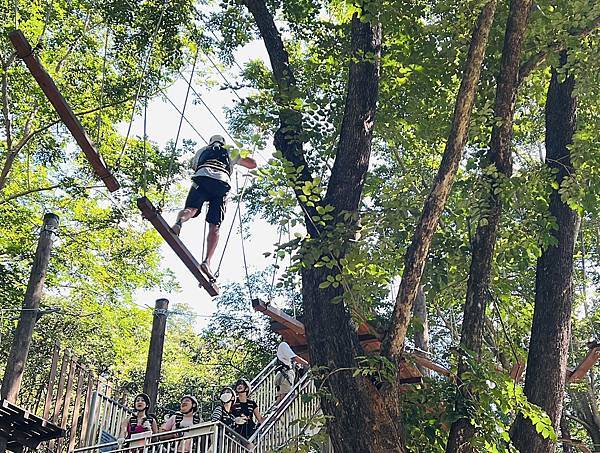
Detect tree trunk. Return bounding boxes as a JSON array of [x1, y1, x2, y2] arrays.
[[446, 1, 533, 450], [511, 54, 578, 453], [382, 0, 497, 361]]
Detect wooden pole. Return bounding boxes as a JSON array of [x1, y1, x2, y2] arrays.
[[1, 213, 59, 403], [143, 299, 169, 409]]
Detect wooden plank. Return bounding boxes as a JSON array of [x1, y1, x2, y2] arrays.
[[67, 368, 85, 451], [137, 196, 219, 296], [56, 356, 78, 452], [410, 354, 451, 377], [252, 298, 305, 336], [43, 343, 60, 420], [0, 400, 65, 450], [7, 30, 119, 192], [568, 346, 600, 383], [51, 350, 70, 424], [78, 372, 95, 449]]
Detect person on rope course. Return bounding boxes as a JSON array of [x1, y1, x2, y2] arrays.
[[117, 393, 158, 449], [231, 378, 264, 439], [171, 134, 257, 281], [274, 341, 309, 404], [160, 395, 203, 452]]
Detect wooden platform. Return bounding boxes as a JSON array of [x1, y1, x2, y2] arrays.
[[567, 341, 600, 384], [8, 30, 119, 193], [137, 196, 219, 296], [251, 298, 450, 382], [0, 399, 65, 451]]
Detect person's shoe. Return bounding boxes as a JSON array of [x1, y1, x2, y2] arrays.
[[200, 261, 216, 282], [171, 221, 182, 236]]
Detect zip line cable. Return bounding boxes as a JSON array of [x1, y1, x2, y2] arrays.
[[159, 88, 209, 145], [142, 93, 149, 195], [115, 0, 169, 169], [159, 46, 200, 209]]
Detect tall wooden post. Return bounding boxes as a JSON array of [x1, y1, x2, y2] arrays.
[[1, 213, 59, 403], [143, 298, 169, 409]]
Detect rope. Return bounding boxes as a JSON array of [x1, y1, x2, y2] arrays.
[[142, 94, 148, 195], [176, 70, 237, 144], [159, 46, 200, 209], [114, 0, 169, 168], [268, 225, 284, 304], [237, 173, 253, 300], [159, 88, 208, 145], [214, 173, 250, 278], [96, 27, 110, 143]]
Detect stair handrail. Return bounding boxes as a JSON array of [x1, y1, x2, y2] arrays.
[[248, 357, 277, 395], [248, 371, 320, 451]]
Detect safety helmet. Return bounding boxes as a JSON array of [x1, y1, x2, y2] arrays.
[[234, 378, 251, 394], [180, 394, 199, 412], [134, 393, 151, 409], [209, 134, 226, 146], [218, 387, 236, 404]]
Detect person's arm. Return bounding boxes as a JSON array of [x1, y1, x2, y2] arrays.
[[211, 406, 222, 422], [151, 418, 159, 434], [160, 416, 175, 433], [292, 355, 309, 366], [253, 406, 265, 424], [239, 156, 257, 169], [117, 419, 129, 445]]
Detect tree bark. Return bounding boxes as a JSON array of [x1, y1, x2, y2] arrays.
[[1, 213, 59, 403], [446, 1, 533, 451], [511, 54, 578, 453], [382, 0, 497, 362]]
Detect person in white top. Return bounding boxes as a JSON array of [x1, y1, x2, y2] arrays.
[[171, 135, 256, 280], [274, 341, 309, 403]]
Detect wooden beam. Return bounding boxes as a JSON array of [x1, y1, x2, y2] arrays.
[[143, 298, 169, 408], [8, 30, 119, 192], [567, 345, 600, 383], [137, 197, 219, 296], [252, 298, 305, 336]]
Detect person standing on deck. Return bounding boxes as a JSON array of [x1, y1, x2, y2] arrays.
[[274, 341, 309, 404], [232, 379, 264, 439], [171, 135, 256, 280]]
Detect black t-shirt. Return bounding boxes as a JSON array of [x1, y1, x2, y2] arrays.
[[231, 400, 258, 438]]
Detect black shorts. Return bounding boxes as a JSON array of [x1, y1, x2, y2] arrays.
[[184, 177, 230, 225]]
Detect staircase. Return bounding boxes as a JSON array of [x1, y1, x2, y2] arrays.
[[71, 359, 327, 452]]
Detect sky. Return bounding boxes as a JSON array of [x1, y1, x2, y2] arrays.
[[130, 40, 287, 328]]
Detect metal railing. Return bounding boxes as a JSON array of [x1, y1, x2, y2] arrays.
[[83, 392, 134, 446], [247, 358, 278, 416], [249, 373, 322, 453], [72, 422, 250, 453]]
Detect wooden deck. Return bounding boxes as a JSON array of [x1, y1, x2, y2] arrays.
[[8, 30, 119, 192], [0, 399, 65, 451], [137, 197, 219, 296]]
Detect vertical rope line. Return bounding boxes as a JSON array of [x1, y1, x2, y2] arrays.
[[159, 46, 200, 209], [96, 28, 110, 143], [268, 226, 284, 304], [214, 172, 249, 277], [202, 216, 207, 259], [237, 173, 253, 301], [115, 0, 169, 168], [142, 94, 148, 196]]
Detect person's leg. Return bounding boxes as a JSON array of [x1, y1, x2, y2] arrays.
[[204, 222, 220, 266], [172, 185, 205, 235]]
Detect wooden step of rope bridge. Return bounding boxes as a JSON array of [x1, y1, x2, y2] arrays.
[[0, 399, 65, 452], [8, 30, 119, 192], [137, 196, 219, 297]]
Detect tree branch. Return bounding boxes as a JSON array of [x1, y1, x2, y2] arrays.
[[518, 14, 600, 84], [382, 0, 498, 361], [243, 0, 319, 235]]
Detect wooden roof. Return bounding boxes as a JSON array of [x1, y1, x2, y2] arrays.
[[252, 298, 451, 382], [0, 399, 65, 450]]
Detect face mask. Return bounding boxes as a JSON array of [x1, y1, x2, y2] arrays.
[[220, 392, 232, 403]]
